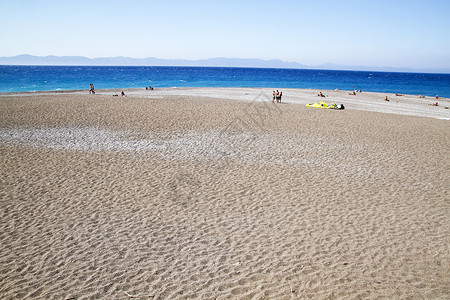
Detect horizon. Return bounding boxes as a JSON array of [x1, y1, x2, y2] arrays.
[[1, 1, 450, 71], [2, 54, 450, 74]]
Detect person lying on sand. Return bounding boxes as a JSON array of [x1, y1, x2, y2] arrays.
[[317, 92, 325, 97], [395, 93, 403, 96], [349, 91, 356, 95], [429, 102, 439, 106]]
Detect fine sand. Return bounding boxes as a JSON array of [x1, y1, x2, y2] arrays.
[[1, 88, 449, 299]]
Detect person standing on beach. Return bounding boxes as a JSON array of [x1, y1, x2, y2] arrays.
[[275, 90, 283, 103], [89, 84, 95, 94], [272, 91, 276, 103]]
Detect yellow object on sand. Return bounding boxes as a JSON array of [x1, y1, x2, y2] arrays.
[[306, 102, 324, 108], [306, 101, 338, 109]]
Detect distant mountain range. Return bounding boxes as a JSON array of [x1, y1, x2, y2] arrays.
[[1, 54, 449, 73], [1, 55, 305, 68]]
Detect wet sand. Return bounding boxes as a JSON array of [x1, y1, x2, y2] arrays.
[[1, 88, 449, 299]]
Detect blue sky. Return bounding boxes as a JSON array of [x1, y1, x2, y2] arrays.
[[1, 0, 450, 69]]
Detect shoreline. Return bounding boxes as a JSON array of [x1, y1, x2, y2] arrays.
[[2, 86, 448, 99], [2, 87, 449, 120]]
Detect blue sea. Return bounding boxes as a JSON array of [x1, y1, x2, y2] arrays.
[[1, 65, 449, 98]]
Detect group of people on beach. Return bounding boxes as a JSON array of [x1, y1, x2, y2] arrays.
[[272, 90, 283, 103], [87, 84, 444, 109], [89, 83, 126, 97], [349, 86, 362, 95]]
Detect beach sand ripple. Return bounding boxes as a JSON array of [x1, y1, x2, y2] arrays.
[[1, 89, 449, 299]]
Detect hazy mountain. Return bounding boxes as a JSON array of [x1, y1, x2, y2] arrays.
[[0, 54, 305, 69], [0, 55, 449, 73]]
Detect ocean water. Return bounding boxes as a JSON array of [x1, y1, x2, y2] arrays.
[[0, 65, 449, 97]]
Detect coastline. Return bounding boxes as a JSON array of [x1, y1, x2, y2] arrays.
[[1, 89, 449, 299], [2, 87, 449, 120]]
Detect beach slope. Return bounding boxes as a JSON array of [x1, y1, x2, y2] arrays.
[[1, 89, 449, 299]]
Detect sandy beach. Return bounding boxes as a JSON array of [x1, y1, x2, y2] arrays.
[[1, 88, 449, 299]]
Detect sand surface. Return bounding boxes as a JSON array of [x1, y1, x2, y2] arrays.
[[1, 88, 449, 299]]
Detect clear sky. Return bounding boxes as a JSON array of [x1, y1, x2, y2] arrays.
[[1, 0, 450, 69]]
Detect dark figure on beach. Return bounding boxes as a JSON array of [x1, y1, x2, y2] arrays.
[[385, 96, 389, 101], [318, 92, 325, 97], [272, 91, 276, 103], [89, 84, 95, 94], [121, 91, 125, 97], [275, 90, 282, 103]]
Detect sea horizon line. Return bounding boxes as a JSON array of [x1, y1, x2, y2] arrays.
[[1, 54, 450, 74]]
